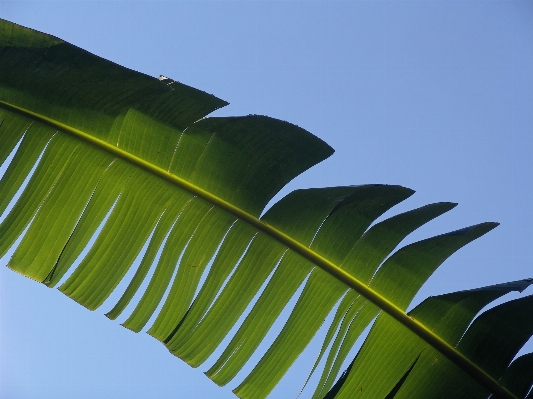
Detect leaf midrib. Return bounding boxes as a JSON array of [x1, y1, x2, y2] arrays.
[[0, 99, 517, 399]]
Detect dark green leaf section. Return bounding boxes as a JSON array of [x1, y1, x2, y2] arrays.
[[0, 20, 63, 48], [1, 19, 531, 399], [391, 281, 533, 399], [458, 295, 533, 380], [0, 19, 226, 133], [498, 353, 533, 399], [384, 355, 420, 399], [173, 116, 335, 215], [328, 279, 533, 399], [0, 19, 333, 217], [370, 223, 498, 310]]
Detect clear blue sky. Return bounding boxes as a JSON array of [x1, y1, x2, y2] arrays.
[[1, 1, 533, 398]]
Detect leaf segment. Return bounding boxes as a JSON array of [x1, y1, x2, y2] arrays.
[[0, 99, 518, 399]]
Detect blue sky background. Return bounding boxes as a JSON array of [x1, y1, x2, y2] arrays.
[[1, 1, 533, 398]]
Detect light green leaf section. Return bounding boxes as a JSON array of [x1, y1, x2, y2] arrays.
[[156, 220, 257, 342], [11, 142, 114, 281], [105, 191, 192, 321], [1, 19, 531, 399], [0, 130, 71, 263], [0, 115, 53, 223], [160, 186, 374, 361], [233, 186, 415, 398], [46, 159, 134, 286], [122, 198, 210, 332], [58, 173, 181, 308], [151, 207, 236, 340], [0, 109, 30, 167]]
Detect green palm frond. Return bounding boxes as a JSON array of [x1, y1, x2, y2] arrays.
[[1, 19, 532, 399]]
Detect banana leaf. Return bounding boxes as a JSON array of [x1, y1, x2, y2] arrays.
[[1, 19, 532, 399]]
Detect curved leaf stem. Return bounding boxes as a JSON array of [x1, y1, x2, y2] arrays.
[[0, 100, 517, 399]]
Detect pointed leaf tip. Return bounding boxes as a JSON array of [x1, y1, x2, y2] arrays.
[[442, 222, 498, 237]]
